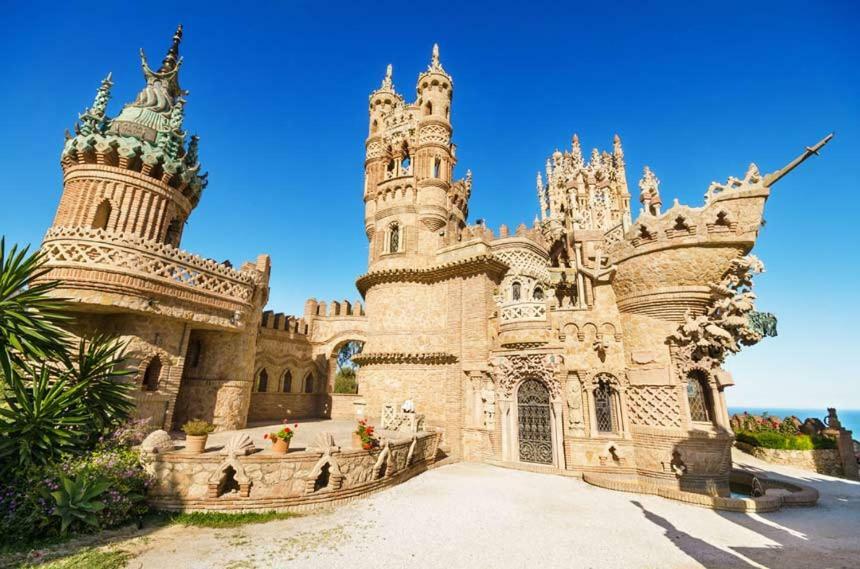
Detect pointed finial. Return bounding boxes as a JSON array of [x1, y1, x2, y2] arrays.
[[159, 24, 183, 73], [429, 43, 444, 72], [380, 64, 394, 90]]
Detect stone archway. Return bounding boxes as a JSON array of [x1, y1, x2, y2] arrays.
[[517, 379, 553, 464]]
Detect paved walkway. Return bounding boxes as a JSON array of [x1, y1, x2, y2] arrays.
[[35, 450, 860, 568]]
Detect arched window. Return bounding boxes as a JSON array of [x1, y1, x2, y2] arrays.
[[165, 218, 182, 247], [255, 368, 269, 393], [687, 371, 713, 423], [594, 379, 615, 433], [304, 373, 314, 394], [424, 101, 433, 116], [433, 158, 441, 178], [511, 282, 521, 301], [92, 200, 111, 231], [389, 222, 400, 253], [282, 370, 292, 393], [371, 119, 378, 134], [533, 287, 544, 301], [445, 106, 450, 120], [142, 356, 162, 392]]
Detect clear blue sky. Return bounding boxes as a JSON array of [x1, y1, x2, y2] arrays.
[[1, 1, 857, 408]]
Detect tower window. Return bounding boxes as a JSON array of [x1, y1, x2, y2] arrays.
[[142, 356, 162, 392], [304, 373, 314, 394], [512, 282, 521, 301], [282, 370, 292, 393], [594, 379, 616, 433], [433, 158, 441, 178], [371, 119, 378, 134], [687, 371, 714, 423], [424, 101, 433, 116], [92, 200, 111, 231], [533, 287, 544, 301], [255, 368, 269, 392], [389, 222, 400, 253]]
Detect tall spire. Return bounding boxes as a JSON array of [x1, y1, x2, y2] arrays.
[[159, 24, 183, 73]]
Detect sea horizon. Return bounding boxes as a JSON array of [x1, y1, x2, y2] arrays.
[[728, 406, 860, 436]]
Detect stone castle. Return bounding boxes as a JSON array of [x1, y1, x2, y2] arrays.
[[38, 27, 830, 497]]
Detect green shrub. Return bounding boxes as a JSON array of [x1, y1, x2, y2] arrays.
[[45, 475, 110, 534], [334, 368, 358, 394], [736, 430, 837, 451], [181, 419, 215, 436]]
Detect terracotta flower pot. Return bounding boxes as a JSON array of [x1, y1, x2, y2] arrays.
[[271, 436, 291, 454], [352, 433, 364, 449], [185, 434, 208, 454]]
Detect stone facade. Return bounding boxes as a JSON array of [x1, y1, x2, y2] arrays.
[[37, 29, 832, 500]]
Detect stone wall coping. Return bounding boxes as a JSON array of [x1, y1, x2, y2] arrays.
[[355, 254, 508, 296]]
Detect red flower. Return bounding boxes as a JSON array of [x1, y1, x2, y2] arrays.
[[362, 442, 371, 450]]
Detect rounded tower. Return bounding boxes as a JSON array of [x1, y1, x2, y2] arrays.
[[363, 45, 463, 272], [52, 24, 206, 247]]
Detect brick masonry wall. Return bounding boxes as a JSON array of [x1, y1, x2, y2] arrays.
[[247, 393, 327, 422]]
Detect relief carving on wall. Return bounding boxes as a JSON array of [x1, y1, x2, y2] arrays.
[[565, 372, 585, 435], [489, 353, 563, 398]]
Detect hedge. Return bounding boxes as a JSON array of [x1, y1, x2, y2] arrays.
[[736, 430, 837, 450]]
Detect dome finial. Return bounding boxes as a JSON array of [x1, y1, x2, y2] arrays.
[[380, 63, 394, 90]]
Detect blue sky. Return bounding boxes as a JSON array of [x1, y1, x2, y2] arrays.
[[1, 1, 857, 408]]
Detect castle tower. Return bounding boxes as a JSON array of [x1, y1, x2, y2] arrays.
[[52, 25, 206, 247], [363, 45, 464, 270], [39, 26, 270, 432]]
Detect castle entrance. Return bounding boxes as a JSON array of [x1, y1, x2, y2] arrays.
[[517, 379, 553, 464]]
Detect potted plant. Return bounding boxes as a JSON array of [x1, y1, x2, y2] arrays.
[[264, 420, 298, 454], [354, 419, 379, 450], [182, 419, 214, 454]]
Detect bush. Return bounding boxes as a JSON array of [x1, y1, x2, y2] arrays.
[[334, 368, 357, 394], [735, 430, 835, 451], [0, 422, 152, 547]]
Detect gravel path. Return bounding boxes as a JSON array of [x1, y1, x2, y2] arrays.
[[72, 451, 860, 568]]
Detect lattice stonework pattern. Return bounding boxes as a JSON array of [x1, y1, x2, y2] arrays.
[[626, 386, 682, 428], [41, 227, 256, 303], [418, 124, 449, 145], [494, 249, 551, 282]]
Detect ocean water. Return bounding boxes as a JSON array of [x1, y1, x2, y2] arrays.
[[728, 407, 860, 436]]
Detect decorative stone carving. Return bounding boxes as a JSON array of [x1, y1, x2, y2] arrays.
[[140, 429, 174, 454], [310, 431, 338, 452], [220, 433, 255, 456], [565, 375, 585, 435], [481, 379, 496, 430], [490, 353, 563, 398], [670, 255, 767, 377]]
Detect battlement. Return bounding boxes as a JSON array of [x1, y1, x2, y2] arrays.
[[457, 220, 548, 249], [304, 299, 366, 319], [259, 311, 309, 334]]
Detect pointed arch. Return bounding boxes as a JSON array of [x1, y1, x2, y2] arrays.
[[255, 368, 269, 392]]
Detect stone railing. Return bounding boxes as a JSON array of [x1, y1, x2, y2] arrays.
[[40, 226, 257, 309], [500, 301, 547, 323]]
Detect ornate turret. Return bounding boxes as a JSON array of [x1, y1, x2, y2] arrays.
[[363, 44, 466, 269], [55, 25, 207, 246], [537, 134, 632, 235], [638, 166, 662, 216]]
